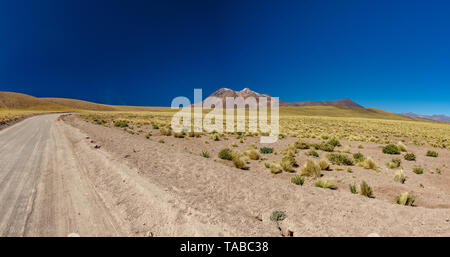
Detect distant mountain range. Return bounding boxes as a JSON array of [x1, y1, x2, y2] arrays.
[[205, 88, 364, 108], [400, 112, 450, 122]]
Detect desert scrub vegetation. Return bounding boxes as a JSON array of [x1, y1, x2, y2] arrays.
[[352, 152, 365, 162], [270, 210, 286, 222], [280, 156, 298, 172], [300, 159, 321, 178], [290, 175, 305, 185], [357, 157, 378, 171], [327, 153, 354, 166], [397, 141, 407, 152], [393, 169, 407, 184], [382, 144, 401, 155], [244, 149, 260, 160], [231, 151, 249, 170], [349, 183, 357, 194], [318, 159, 330, 170], [404, 153, 416, 161], [159, 127, 171, 136], [306, 149, 319, 157], [387, 158, 401, 169], [396, 192, 415, 206], [218, 148, 233, 160], [314, 179, 337, 190], [200, 150, 210, 158], [114, 120, 128, 128], [327, 137, 341, 147], [269, 163, 282, 174], [359, 181, 374, 198], [294, 140, 310, 149], [426, 150, 438, 157], [259, 147, 273, 154], [412, 167, 424, 174]]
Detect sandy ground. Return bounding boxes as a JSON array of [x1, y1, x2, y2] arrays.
[[1, 113, 450, 236], [63, 114, 450, 236]]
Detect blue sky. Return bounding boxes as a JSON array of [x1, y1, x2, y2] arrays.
[[1, 0, 449, 115]]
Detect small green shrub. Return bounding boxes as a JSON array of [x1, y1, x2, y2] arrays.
[[270, 210, 286, 222], [306, 149, 319, 157], [315, 179, 337, 190], [327, 137, 341, 147], [280, 156, 298, 172], [290, 175, 305, 185], [396, 192, 414, 206], [353, 152, 365, 162], [260, 147, 274, 154], [412, 167, 423, 174], [319, 143, 335, 152], [218, 148, 233, 160], [382, 144, 401, 155], [114, 121, 128, 128], [349, 183, 357, 194], [426, 151, 438, 157], [231, 151, 248, 170], [300, 159, 321, 178], [360, 181, 374, 198], [152, 124, 159, 129], [327, 153, 354, 166], [200, 150, 210, 158], [404, 153, 416, 161]]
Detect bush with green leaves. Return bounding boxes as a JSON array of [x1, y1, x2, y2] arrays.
[[352, 152, 365, 163], [396, 192, 414, 206], [290, 175, 305, 185], [300, 159, 321, 178], [327, 153, 354, 166], [327, 137, 341, 147], [412, 167, 423, 174], [114, 120, 128, 128], [260, 147, 274, 154], [360, 181, 374, 198], [404, 153, 416, 161], [152, 124, 159, 129], [315, 179, 337, 190], [218, 148, 233, 160], [426, 150, 438, 157], [382, 144, 401, 155], [319, 143, 335, 152], [280, 156, 298, 172], [270, 210, 286, 222]]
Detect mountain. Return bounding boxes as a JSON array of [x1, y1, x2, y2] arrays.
[[204, 88, 363, 108], [280, 98, 363, 108], [202, 88, 272, 106], [400, 112, 450, 122], [0, 91, 115, 111]]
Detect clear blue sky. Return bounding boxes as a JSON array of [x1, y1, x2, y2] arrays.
[[1, 0, 449, 115]]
